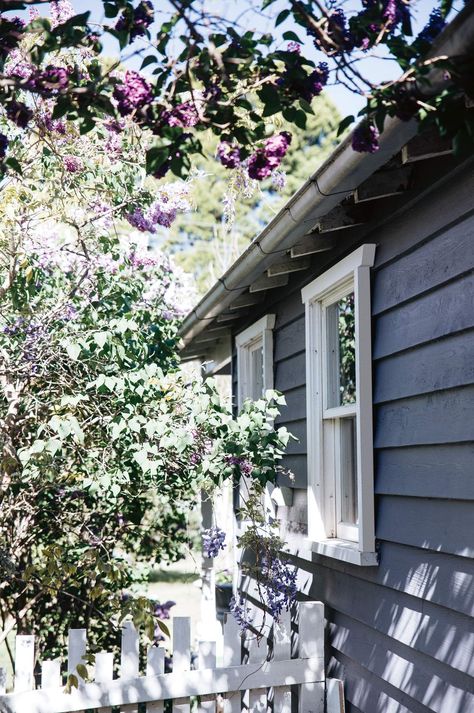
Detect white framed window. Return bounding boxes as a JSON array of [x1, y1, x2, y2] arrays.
[[236, 314, 275, 407], [301, 245, 378, 566]]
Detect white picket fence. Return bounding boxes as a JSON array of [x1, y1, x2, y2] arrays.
[[0, 602, 344, 713]]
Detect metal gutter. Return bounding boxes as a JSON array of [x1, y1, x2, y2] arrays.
[[179, 4, 474, 348]]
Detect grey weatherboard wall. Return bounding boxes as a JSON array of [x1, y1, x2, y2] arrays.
[[232, 158, 474, 713]]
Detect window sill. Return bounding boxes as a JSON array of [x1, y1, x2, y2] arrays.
[[312, 538, 378, 566], [284, 536, 378, 567]]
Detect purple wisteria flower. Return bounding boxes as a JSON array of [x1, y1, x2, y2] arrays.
[[352, 121, 379, 153], [271, 169, 286, 191], [261, 555, 297, 621], [202, 527, 226, 558], [6, 101, 33, 128], [114, 71, 153, 116], [63, 154, 83, 173], [230, 596, 253, 630], [217, 142, 242, 169], [0, 134, 8, 159]]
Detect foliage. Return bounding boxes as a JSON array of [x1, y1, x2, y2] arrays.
[[164, 95, 341, 295], [0, 0, 471, 186]]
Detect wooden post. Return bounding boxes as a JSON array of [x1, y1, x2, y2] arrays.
[[14, 634, 35, 693], [121, 621, 139, 713], [146, 647, 165, 713], [172, 617, 191, 713], [326, 679, 345, 713], [298, 602, 325, 713]]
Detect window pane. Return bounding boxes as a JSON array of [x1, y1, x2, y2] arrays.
[[340, 415, 358, 525], [326, 292, 356, 407], [250, 345, 264, 400]]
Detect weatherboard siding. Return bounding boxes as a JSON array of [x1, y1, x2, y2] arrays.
[[231, 159, 474, 713]]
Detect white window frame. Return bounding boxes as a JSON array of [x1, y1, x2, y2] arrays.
[[236, 314, 275, 407], [301, 244, 378, 566]]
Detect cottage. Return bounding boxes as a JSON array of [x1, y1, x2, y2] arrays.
[[179, 32, 474, 713]]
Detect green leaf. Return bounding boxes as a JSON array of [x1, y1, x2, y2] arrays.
[[282, 31, 302, 44], [156, 619, 170, 638], [76, 664, 88, 681], [275, 9, 290, 26], [337, 115, 355, 136], [4, 157, 22, 175], [141, 55, 157, 70]]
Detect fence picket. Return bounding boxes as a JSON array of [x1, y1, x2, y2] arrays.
[[172, 617, 191, 713], [68, 629, 87, 713], [95, 652, 114, 713], [14, 634, 35, 693], [272, 610, 292, 713], [298, 602, 325, 713], [247, 637, 268, 713], [197, 641, 216, 713], [222, 614, 241, 713], [121, 621, 140, 713], [41, 659, 61, 689], [146, 646, 165, 713]]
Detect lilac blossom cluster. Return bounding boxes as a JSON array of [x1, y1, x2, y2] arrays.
[[6, 101, 33, 129], [224, 454, 253, 476], [63, 155, 83, 173], [116, 1, 154, 41], [126, 182, 191, 233], [50, 0, 74, 28], [277, 60, 329, 103], [114, 71, 153, 116], [163, 102, 199, 128], [260, 554, 297, 622], [352, 121, 380, 154], [217, 142, 242, 170], [247, 132, 292, 181], [230, 596, 254, 630], [202, 527, 226, 558]]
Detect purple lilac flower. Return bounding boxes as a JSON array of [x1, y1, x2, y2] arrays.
[[4, 48, 34, 80], [230, 596, 253, 631], [116, 0, 154, 41], [114, 71, 153, 116], [35, 65, 69, 92], [43, 113, 67, 134], [224, 455, 253, 476], [247, 131, 292, 181], [308, 62, 329, 97], [164, 102, 199, 128], [126, 208, 156, 233], [6, 101, 33, 128], [352, 121, 379, 154], [313, 9, 354, 54], [217, 142, 242, 169], [129, 251, 158, 269], [50, 0, 74, 28], [202, 527, 226, 558], [63, 155, 83, 172], [417, 8, 446, 44], [0, 134, 8, 159], [287, 41, 301, 53], [29, 8, 40, 22], [148, 200, 178, 229]]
